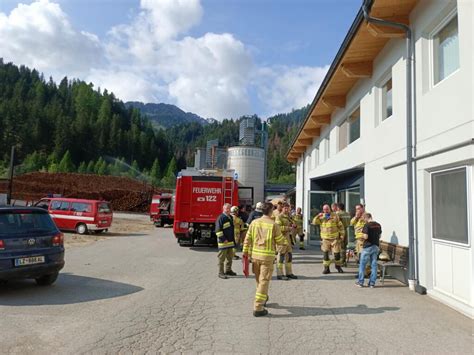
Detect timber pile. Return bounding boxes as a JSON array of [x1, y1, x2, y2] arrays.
[[0, 172, 170, 212]]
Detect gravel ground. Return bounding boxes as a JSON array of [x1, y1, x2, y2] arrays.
[[64, 213, 156, 247], [0, 224, 471, 354]]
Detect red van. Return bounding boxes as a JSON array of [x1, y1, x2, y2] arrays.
[[34, 198, 113, 235]]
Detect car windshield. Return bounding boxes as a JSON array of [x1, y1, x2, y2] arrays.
[[0, 211, 58, 237]]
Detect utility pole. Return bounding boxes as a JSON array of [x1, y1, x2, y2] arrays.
[[6, 146, 15, 205]]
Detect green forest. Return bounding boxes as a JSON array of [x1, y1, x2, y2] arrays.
[[0, 60, 307, 187]]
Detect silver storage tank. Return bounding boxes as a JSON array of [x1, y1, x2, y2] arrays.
[[227, 146, 265, 204]]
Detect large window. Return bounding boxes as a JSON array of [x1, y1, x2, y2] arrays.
[[432, 167, 469, 244], [339, 107, 360, 151], [433, 14, 459, 85], [381, 78, 393, 121]]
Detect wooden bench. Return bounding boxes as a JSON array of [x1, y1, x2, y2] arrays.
[[377, 241, 409, 284]]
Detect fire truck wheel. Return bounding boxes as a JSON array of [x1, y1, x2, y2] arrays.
[[76, 223, 88, 235]]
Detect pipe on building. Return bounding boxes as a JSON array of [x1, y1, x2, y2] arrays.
[[384, 139, 474, 170], [362, 0, 417, 290]]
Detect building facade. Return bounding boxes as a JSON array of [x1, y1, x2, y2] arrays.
[[288, 0, 473, 317]]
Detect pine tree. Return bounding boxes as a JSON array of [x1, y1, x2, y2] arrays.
[[78, 161, 87, 174], [94, 157, 105, 174], [58, 150, 75, 173], [150, 158, 161, 186], [97, 159, 108, 175], [86, 160, 95, 174]]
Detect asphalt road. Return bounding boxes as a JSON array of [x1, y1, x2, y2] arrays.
[[0, 226, 472, 354]]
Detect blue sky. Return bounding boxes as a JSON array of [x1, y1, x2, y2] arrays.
[[0, 0, 361, 119]]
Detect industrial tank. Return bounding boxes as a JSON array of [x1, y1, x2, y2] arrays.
[[227, 146, 265, 205]]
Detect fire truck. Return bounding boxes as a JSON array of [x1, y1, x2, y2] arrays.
[[173, 168, 239, 246], [149, 193, 175, 227]]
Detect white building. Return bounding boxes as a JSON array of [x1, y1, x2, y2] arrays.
[[288, 0, 473, 317]]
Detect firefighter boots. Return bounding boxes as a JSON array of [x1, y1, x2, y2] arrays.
[[336, 265, 344, 273], [225, 270, 237, 276], [253, 309, 268, 317], [323, 266, 331, 274]]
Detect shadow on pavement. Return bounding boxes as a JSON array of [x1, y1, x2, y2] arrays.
[[189, 246, 217, 252], [296, 274, 360, 281], [103, 232, 148, 237], [0, 273, 143, 306], [266, 303, 400, 318]]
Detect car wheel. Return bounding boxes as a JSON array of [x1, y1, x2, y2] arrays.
[[76, 223, 88, 235], [35, 273, 59, 286]]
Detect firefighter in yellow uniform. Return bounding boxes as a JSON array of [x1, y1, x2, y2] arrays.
[[336, 203, 351, 266], [293, 207, 305, 250], [272, 201, 283, 220], [275, 203, 298, 280], [243, 202, 288, 317], [312, 204, 345, 274], [231, 206, 247, 260], [350, 204, 366, 259]]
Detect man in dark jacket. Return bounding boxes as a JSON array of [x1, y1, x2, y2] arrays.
[[356, 213, 382, 288], [215, 203, 236, 279], [246, 202, 264, 225]]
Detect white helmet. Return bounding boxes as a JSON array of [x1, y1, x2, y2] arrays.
[[231, 206, 239, 214], [255, 202, 264, 211]]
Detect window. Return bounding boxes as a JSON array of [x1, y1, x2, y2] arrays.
[[311, 145, 318, 169], [339, 107, 361, 151], [98, 202, 111, 213], [71, 202, 92, 213], [433, 15, 459, 84], [324, 136, 330, 161], [349, 108, 361, 143], [51, 201, 61, 211], [382, 78, 392, 121], [432, 167, 469, 244]]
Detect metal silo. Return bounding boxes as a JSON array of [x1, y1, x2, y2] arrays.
[[227, 146, 265, 205]]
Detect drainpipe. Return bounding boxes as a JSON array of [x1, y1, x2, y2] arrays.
[[362, 0, 417, 291]]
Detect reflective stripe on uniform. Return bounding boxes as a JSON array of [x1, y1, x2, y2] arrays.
[[218, 241, 235, 248], [255, 293, 267, 301], [223, 222, 231, 229], [216, 231, 224, 237]]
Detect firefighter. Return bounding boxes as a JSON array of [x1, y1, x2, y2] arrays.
[[275, 202, 298, 280], [293, 207, 305, 250], [231, 205, 247, 260], [247, 202, 264, 225], [336, 203, 351, 266], [272, 201, 283, 220], [350, 204, 366, 259], [215, 203, 236, 279], [312, 204, 345, 274], [243, 202, 288, 317]]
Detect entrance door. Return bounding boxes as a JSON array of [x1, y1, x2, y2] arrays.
[[337, 187, 361, 245], [307, 191, 336, 244]]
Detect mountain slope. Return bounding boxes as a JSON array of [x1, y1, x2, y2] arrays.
[[126, 101, 208, 128]]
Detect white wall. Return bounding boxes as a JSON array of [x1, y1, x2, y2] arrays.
[[295, 0, 473, 316]]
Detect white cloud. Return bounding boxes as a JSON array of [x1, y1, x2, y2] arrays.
[[256, 65, 329, 117], [0, 0, 104, 79], [0, 0, 329, 120]]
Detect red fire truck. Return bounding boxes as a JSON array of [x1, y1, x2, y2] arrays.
[[149, 193, 175, 227], [173, 168, 239, 246]]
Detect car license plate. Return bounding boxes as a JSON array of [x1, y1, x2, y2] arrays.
[[15, 256, 45, 267], [201, 230, 211, 239]]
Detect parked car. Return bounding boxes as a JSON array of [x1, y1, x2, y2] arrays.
[[0, 207, 65, 285], [34, 197, 113, 235]]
